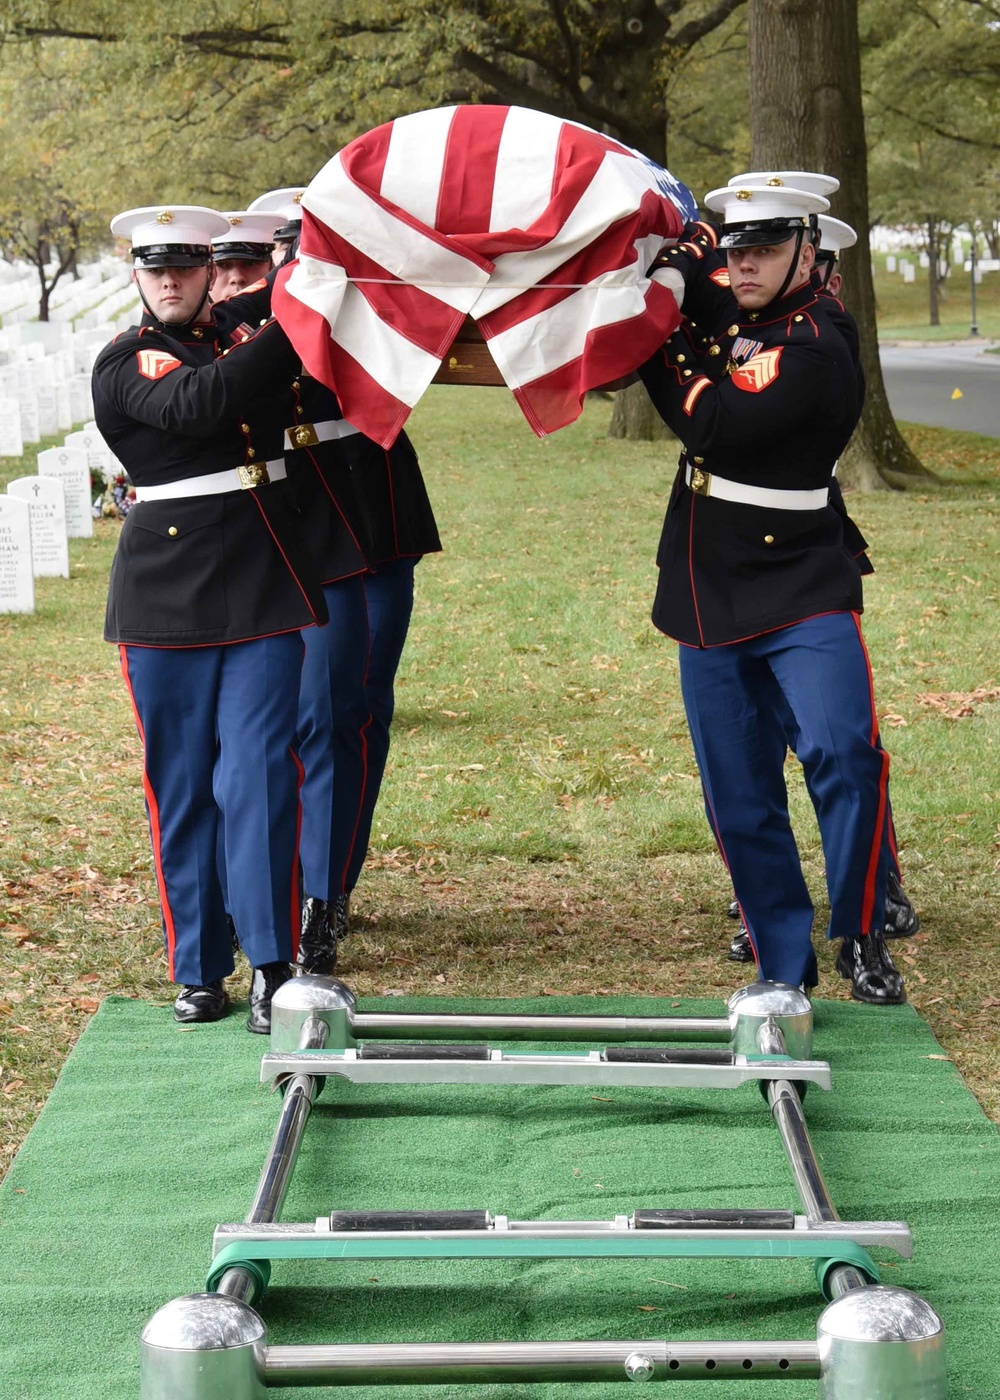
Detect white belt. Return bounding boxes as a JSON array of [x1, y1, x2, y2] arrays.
[[685, 461, 829, 511], [284, 418, 362, 451], [134, 459, 286, 502]]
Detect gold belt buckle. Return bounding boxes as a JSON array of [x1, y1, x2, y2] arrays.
[[238, 462, 271, 490], [690, 466, 712, 497], [288, 422, 319, 449]]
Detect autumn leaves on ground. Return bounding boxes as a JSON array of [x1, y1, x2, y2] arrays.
[[2, 392, 999, 1178]]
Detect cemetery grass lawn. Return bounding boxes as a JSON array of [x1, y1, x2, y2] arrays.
[[2, 397, 1000, 1178], [874, 250, 1000, 341]]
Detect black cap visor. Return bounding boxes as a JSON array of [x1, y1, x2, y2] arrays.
[[273, 219, 302, 242], [132, 243, 213, 268], [212, 242, 274, 263], [719, 217, 807, 250]]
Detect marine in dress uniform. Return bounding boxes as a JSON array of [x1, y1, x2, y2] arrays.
[[210, 210, 282, 302], [94, 206, 328, 1031], [707, 197, 919, 962], [249, 188, 442, 973], [639, 179, 906, 1005]]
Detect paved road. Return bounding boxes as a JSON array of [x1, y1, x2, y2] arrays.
[[880, 341, 1000, 438]]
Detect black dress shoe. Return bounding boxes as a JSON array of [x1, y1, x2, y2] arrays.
[[295, 897, 337, 976], [727, 925, 755, 963], [174, 981, 229, 1024], [883, 870, 920, 940], [246, 962, 292, 1034], [726, 899, 740, 920], [332, 892, 351, 942], [835, 932, 906, 1005]]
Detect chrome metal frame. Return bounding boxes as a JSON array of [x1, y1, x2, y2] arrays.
[[140, 981, 944, 1397]]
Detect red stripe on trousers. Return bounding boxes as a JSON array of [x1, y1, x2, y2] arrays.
[[289, 745, 305, 961], [119, 646, 179, 980], [339, 576, 374, 893], [851, 612, 890, 934]]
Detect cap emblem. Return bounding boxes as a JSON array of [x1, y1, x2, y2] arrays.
[[155, 211, 174, 224], [735, 188, 753, 201], [229, 216, 243, 225], [293, 193, 303, 204], [767, 177, 784, 186]]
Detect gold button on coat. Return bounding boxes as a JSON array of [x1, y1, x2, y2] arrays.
[[168, 526, 178, 537], [676, 354, 686, 363], [764, 534, 774, 544], [709, 345, 721, 356], [728, 324, 739, 335], [240, 422, 250, 433], [693, 456, 704, 464]]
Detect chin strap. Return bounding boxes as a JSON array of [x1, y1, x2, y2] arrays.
[[136, 268, 213, 330], [769, 226, 806, 309]]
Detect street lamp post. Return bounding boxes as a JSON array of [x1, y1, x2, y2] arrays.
[[970, 228, 979, 337]]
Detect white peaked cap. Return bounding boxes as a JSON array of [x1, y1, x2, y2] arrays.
[[704, 184, 830, 225], [817, 215, 858, 256], [727, 170, 840, 199], [212, 211, 284, 249], [110, 205, 231, 247], [247, 187, 307, 224]]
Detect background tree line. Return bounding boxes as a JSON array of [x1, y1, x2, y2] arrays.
[[0, 0, 997, 487]]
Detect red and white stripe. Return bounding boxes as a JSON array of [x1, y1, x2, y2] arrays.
[[273, 105, 688, 447]]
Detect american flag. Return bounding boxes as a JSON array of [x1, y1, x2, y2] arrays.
[[273, 105, 695, 447]]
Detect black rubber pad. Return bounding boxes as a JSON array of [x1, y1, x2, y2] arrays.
[[329, 1210, 491, 1232], [358, 1043, 492, 1060], [635, 1208, 796, 1230], [603, 1046, 735, 1065]]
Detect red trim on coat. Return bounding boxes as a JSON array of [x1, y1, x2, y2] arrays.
[[303, 444, 367, 555], [119, 645, 178, 980], [851, 612, 890, 934], [383, 447, 401, 558], [687, 497, 707, 648], [107, 623, 319, 650], [247, 490, 322, 622], [672, 609, 853, 651]]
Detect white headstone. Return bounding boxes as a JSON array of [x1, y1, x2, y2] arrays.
[[68, 375, 92, 424], [885, 255, 896, 272], [918, 252, 930, 268], [64, 427, 112, 478], [903, 263, 916, 284], [35, 384, 59, 437], [37, 446, 93, 538], [7, 476, 70, 578], [0, 396, 24, 458], [55, 381, 73, 431], [0, 494, 34, 613], [14, 389, 40, 444]]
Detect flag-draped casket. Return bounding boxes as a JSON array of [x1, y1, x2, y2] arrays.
[[273, 105, 696, 447]]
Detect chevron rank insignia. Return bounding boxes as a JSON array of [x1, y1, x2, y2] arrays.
[[137, 349, 183, 381], [730, 347, 783, 393], [709, 267, 731, 287]]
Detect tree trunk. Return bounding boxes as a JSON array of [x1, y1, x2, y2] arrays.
[[926, 216, 940, 326], [748, 0, 934, 490], [609, 381, 677, 440]]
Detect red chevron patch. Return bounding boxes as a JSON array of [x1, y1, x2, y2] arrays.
[[137, 349, 182, 381], [730, 348, 783, 393]]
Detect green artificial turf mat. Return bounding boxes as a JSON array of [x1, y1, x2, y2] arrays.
[[1, 993, 996, 1397]]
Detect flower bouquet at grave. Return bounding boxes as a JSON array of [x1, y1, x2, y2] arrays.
[[92, 466, 135, 520]]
